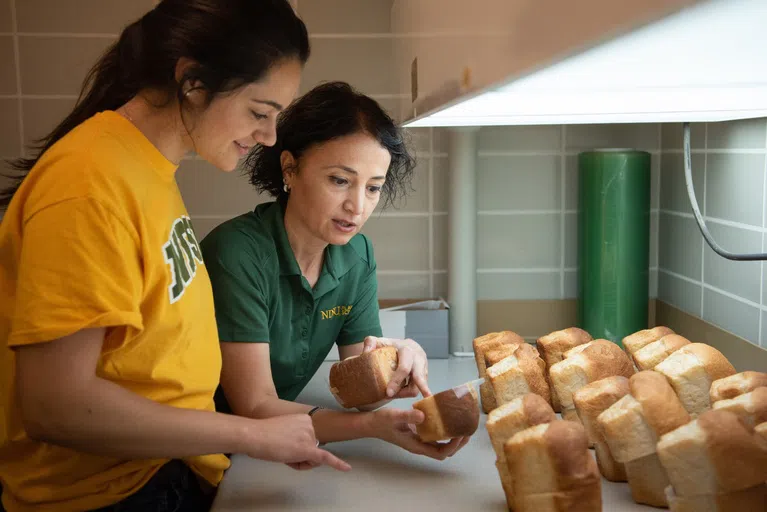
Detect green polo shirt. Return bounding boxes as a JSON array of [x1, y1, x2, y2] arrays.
[[200, 201, 383, 405]]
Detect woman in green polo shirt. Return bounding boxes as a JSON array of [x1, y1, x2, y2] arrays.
[[200, 81, 469, 463]]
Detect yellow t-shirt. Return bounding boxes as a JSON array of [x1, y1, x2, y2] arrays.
[[0, 111, 230, 511]]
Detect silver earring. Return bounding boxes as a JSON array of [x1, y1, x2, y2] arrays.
[[283, 183, 290, 193]]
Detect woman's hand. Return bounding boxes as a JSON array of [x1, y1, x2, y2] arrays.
[[244, 414, 351, 472], [362, 336, 431, 399], [368, 408, 470, 460]]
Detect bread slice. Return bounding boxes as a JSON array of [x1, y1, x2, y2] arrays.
[[329, 347, 397, 408], [413, 381, 480, 442], [624, 453, 671, 507], [536, 327, 592, 412], [572, 376, 630, 481], [712, 386, 767, 428], [597, 370, 690, 463], [473, 331, 525, 413], [665, 483, 767, 512], [710, 371, 767, 403], [656, 409, 767, 497], [495, 459, 515, 510], [485, 344, 519, 368], [549, 339, 635, 414], [505, 420, 601, 512], [622, 325, 675, 357], [487, 393, 555, 463], [633, 334, 691, 371], [655, 343, 737, 417], [487, 344, 551, 408]]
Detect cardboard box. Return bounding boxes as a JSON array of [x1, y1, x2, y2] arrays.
[[324, 298, 450, 360]]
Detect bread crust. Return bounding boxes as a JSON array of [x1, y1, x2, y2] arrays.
[[622, 326, 674, 356], [328, 347, 397, 408], [712, 386, 767, 428], [630, 370, 691, 436], [665, 483, 767, 512], [710, 371, 767, 403], [413, 382, 480, 442], [633, 334, 690, 370], [536, 328, 592, 412]]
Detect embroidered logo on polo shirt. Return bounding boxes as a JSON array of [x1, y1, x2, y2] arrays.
[[163, 216, 204, 304], [320, 305, 353, 320]]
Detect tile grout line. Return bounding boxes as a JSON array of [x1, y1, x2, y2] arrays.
[[559, 125, 566, 299], [700, 123, 708, 318], [10, 0, 24, 157], [761, 119, 767, 346], [660, 267, 767, 314], [428, 127, 435, 298], [654, 123, 662, 299]]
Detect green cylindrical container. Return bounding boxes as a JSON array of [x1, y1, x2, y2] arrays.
[[578, 149, 651, 347]]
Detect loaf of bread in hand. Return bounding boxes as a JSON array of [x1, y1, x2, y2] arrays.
[[621, 326, 674, 358], [710, 371, 767, 403], [657, 409, 767, 497], [596, 371, 690, 507], [632, 334, 690, 371], [473, 331, 525, 413], [505, 420, 601, 512], [712, 386, 767, 429], [412, 381, 480, 442], [487, 393, 555, 510], [536, 327, 592, 412], [655, 343, 736, 417], [329, 347, 398, 408], [572, 376, 630, 482], [487, 343, 551, 408], [549, 339, 635, 423], [665, 483, 767, 512]]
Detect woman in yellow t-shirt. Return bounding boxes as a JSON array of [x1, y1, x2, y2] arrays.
[[0, 1, 350, 511]]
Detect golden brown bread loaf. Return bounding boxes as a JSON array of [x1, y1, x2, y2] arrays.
[[412, 381, 480, 442], [485, 344, 519, 368], [328, 347, 397, 408], [473, 331, 525, 413], [596, 371, 691, 507], [712, 386, 767, 428], [656, 409, 767, 497], [621, 326, 674, 358], [710, 371, 767, 403], [536, 327, 592, 412], [655, 343, 737, 417], [505, 420, 601, 512], [665, 483, 767, 512], [632, 333, 690, 371], [487, 343, 551, 408], [549, 339, 635, 424], [487, 394, 555, 510], [572, 376, 630, 482]]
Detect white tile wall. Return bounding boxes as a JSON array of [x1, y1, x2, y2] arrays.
[[659, 119, 767, 347]]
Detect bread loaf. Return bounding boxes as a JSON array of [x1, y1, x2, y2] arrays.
[[632, 333, 690, 371], [329, 347, 398, 408], [487, 394, 555, 510], [757, 421, 767, 441], [710, 371, 767, 403], [656, 409, 767, 497], [622, 326, 674, 358], [413, 382, 480, 442], [712, 386, 767, 428], [665, 483, 767, 512], [485, 344, 519, 368], [572, 376, 630, 481], [505, 420, 601, 512], [549, 339, 635, 422], [487, 344, 551, 408], [596, 371, 691, 507], [487, 393, 556, 463], [655, 343, 736, 417], [536, 327, 592, 412], [473, 331, 525, 413]]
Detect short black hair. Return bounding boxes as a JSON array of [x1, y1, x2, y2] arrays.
[[245, 81, 416, 208]]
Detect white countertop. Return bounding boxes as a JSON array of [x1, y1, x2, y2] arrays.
[[210, 357, 656, 511]]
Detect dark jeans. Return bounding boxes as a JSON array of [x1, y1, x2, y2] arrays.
[[90, 460, 215, 512]]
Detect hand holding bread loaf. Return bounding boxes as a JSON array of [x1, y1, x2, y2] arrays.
[[412, 381, 480, 443], [361, 336, 431, 399]]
